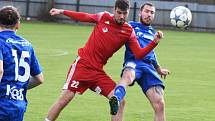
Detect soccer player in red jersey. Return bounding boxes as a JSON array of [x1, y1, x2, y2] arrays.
[[45, 0, 163, 121]]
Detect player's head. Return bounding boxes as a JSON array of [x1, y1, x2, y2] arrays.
[[139, 2, 155, 26], [0, 6, 20, 30], [113, 0, 130, 25]]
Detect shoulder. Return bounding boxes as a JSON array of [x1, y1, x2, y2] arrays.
[[122, 22, 134, 35], [96, 11, 113, 22], [17, 36, 32, 45], [102, 11, 114, 20], [123, 21, 133, 29], [128, 21, 140, 27], [104, 11, 111, 15], [13, 36, 33, 48], [128, 21, 137, 25], [99, 11, 112, 18]]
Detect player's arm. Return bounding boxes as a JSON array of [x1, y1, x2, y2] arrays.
[[27, 73, 44, 90], [28, 48, 44, 90], [152, 54, 160, 69], [0, 60, 3, 81], [128, 30, 163, 59], [153, 52, 170, 79], [154, 57, 170, 79], [49, 8, 101, 23]]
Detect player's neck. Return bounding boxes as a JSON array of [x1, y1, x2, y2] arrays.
[[140, 21, 150, 27], [0, 27, 16, 32]]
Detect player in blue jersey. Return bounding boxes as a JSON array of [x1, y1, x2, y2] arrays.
[[0, 6, 44, 121], [109, 2, 170, 121]]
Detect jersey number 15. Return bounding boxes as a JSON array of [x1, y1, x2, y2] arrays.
[[12, 49, 30, 82]]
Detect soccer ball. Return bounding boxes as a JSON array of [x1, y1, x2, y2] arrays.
[[170, 6, 192, 28]]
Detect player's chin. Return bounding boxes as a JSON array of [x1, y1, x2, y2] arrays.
[[117, 20, 125, 25], [141, 19, 151, 26], [145, 19, 152, 25]]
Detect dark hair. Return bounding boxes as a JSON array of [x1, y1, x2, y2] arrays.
[[0, 6, 20, 28], [114, 0, 130, 11], [140, 2, 154, 11]]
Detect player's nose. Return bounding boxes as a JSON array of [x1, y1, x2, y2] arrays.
[[119, 14, 124, 19]]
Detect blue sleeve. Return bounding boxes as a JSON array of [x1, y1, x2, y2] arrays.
[[30, 47, 42, 76]]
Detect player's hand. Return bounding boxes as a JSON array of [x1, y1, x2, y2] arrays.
[[156, 67, 170, 79], [153, 30, 164, 44], [49, 8, 64, 16]]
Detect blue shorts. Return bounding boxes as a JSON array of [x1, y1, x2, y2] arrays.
[[0, 98, 26, 121], [123, 60, 165, 93]]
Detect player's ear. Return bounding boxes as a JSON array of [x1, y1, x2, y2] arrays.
[[138, 10, 141, 18], [15, 21, 20, 30]]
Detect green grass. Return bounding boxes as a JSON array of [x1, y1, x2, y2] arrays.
[[19, 22, 215, 121]]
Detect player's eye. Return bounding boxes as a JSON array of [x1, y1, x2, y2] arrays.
[[117, 11, 122, 14]]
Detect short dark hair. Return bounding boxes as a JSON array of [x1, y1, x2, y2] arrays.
[[114, 0, 130, 11], [140, 2, 154, 11], [0, 6, 20, 28]]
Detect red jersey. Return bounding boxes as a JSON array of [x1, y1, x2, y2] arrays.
[[63, 11, 157, 68]]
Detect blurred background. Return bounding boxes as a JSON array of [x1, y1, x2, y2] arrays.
[[1, 1, 215, 121], [0, 0, 215, 32]]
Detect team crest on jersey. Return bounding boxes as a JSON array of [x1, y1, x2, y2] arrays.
[[102, 27, 108, 33], [105, 21, 110, 25], [121, 29, 126, 33]]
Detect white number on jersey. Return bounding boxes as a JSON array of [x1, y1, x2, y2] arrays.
[[12, 49, 30, 82], [70, 80, 79, 88]]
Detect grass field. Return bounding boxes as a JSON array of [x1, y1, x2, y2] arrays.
[[19, 22, 215, 121]]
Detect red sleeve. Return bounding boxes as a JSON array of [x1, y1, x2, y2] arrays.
[[63, 10, 103, 23], [128, 30, 158, 59]]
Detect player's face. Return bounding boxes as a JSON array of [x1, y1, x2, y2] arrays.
[[114, 8, 129, 25], [139, 5, 155, 26]]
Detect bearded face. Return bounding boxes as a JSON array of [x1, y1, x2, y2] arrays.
[[139, 5, 155, 26], [114, 8, 129, 25]]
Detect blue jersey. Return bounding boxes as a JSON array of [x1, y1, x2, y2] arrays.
[[0, 30, 42, 112], [123, 22, 165, 93], [124, 21, 158, 67]]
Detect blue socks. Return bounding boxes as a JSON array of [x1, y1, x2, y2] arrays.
[[114, 85, 126, 102]]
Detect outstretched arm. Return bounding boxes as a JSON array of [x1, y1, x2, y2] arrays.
[[49, 8, 101, 23], [128, 30, 163, 59]]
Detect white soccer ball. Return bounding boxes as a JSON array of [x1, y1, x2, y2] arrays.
[[170, 6, 192, 28], [26, 17, 31, 21]]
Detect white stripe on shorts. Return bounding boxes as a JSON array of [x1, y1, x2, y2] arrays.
[[63, 56, 80, 90]]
